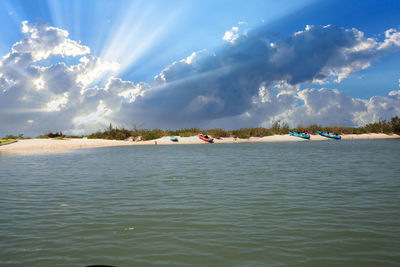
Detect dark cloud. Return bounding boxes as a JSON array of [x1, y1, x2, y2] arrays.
[[1, 22, 400, 136], [123, 25, 399, 128]]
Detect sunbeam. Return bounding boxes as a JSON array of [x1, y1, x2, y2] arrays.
[[98, 2, 183, 77], [1, 0, 400, 137]]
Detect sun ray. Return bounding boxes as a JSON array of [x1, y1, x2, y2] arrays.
[[98, 2, 183, 77], [46, 0, 65, 29]]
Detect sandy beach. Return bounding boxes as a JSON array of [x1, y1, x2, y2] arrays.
[[0, 133, 398, 154]]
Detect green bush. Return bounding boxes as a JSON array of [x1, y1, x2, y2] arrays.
[[141, 129, 163, 141], [361, 120, 392, 134], [270, 120, 289, 135], [64, 135, 83, 138], [207, 128, 229, 139], [36, 135, 50, 139], [87, 124, 133, 140], [249, 127, 272, 137], [391, 116, 400, 134], [3, 134, 19, 139], [232, 128, 250, 139], [177, 128, 201, 137], [81, 116, 400, 141]]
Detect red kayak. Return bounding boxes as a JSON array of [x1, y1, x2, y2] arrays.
[[199, 134, 214, 143]]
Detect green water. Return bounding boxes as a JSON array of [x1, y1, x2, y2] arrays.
[[1, 140, 400, 266]]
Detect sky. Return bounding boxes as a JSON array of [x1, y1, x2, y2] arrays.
[[0, 0, 399, 136]]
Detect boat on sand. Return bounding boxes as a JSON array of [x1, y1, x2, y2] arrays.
[[318, 131, 341, 140], [289, 131, 310, 139], [198, 134, 214, 143]]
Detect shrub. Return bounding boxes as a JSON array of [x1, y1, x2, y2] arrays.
[[4, 134, 19, 139], [270, 120, 289, 135], [391, 116, 400, 134], [36, 135, 50, 139], [249, 127, 271, 137], [141, 129, 163, 141], [177, 128, 201, 137], [87, 124, 132, 140], [232, 128, 250, 139], [362, 120, 392, 134], [207, 128, 229, 139]]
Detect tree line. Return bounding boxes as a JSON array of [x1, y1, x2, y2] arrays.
[[85, 116, 400, 140], [3, 116, 400, 141]]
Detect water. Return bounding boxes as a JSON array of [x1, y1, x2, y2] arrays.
[[1, 140, 400, 266]]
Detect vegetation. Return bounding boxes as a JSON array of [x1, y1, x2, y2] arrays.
[[52, 136, 67, 140], [36, 135, 50, 139], [63, 135, 85, 138], [391, 116, 400, 134], [5, 116, 400, 142], [1, 134, 31, 139], [204, 128, 229, 139], [82, 117, 400, 141], [141, 129, 164, 141], [289, 117, 400, 135], [87, 124, 132, 140], [166, 128, 202, 137]]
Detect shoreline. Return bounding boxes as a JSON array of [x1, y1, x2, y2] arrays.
[[0, 133, 398, 155]]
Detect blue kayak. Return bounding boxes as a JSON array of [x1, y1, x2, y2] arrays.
[[289, 131, 310, 139], [170, 136, 179, 142], [318, 131, 341, 140]]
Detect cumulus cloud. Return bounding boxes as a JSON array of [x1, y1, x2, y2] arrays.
[[1, 21, 400, 136], [123, 24, 400, 129], [71, 56, 120, 89], [15, 20, 90, 61], [378, 29, 400, 51], [221, 86, 400, 129], [354, 90, 400, 125], [0, 21, 126, 135]]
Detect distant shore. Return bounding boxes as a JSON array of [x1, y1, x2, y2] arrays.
[[0, 133, 399, 155]]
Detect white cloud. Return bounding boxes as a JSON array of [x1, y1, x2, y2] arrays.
[[113, 78, 150, 103], [46, 92, 69, 112], [71, 56, 120, 89], [223, 26, 240, 44], [378, 29, 400, 51], [73, 100, 113, 125], [1, 21, 400, 136], [353, 90, 400, 125], [33, 77, 46, 91], [257, 87, 400, 128], [14, 21, 90, 61], [0, 77, 11, 92]]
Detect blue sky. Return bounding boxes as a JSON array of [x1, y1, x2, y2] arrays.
[[0, 0, 399, 135]]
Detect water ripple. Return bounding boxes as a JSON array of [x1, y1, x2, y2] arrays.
[[1, 140, 400, 266]]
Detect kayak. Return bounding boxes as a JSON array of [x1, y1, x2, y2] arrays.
[[0, 139, 18, 146], [318, 131, 341, 140], [198, 134, 214, 143], [289, 131, 310, 139], [170, 136, 179, 142]]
